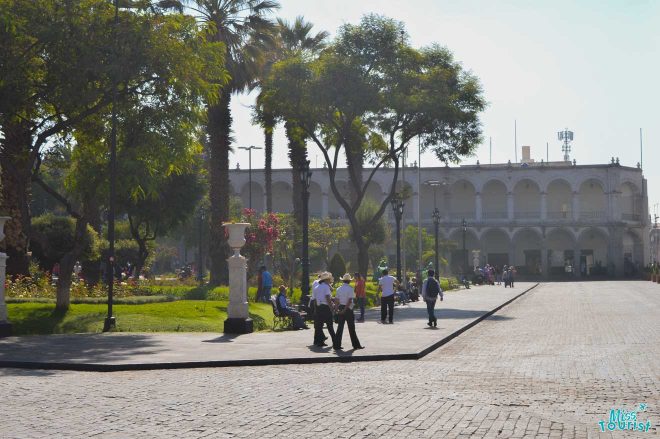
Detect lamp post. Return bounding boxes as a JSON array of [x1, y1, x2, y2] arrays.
[[103, 0, 120, 333], [238, 145, 262, 209], [391, 196, 405, 282], [462, 218, 468, 277], [197, 207, 206, 285], [432, 208, 441, 274], [298, 159, 312, 303]]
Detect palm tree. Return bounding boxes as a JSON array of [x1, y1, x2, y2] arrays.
[[187, 0, 279, 285], [255, 16, 327, 221]]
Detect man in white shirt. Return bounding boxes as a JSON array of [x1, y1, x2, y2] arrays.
[[333, 274, 364, 350], [312, 272, 337, 347], [421, 269, 444, 327], [377, 269, 397, 324]]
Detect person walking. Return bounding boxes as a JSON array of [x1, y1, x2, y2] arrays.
[[312, 272, 337, 347], [421, 269, 443, 327], [377, 269, 397, 324], [333, 274, 364, 350], [260, 266, 273, 302], [354, 272, 366, 322]]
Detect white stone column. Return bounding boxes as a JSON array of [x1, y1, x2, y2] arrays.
[[475, 192, 482, 221], [540, 192, 547, 220], [507, 192, 514, 221], [321, 192, 329, 218], [412, 192, 419, 221], [223, 222, 253, 334], [572, 191, 580, 221], [0, 216, 12, 337]]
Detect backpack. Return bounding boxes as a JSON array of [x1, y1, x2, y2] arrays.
[[426, 278, 440, 298]]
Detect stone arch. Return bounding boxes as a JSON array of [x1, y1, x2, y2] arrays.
[[364, 180, 384, 205], [394, 181, 414, 220], [511, 228, 543, 275], [620, 181, 641, 221], [481, 180, 508, 220], [546, 179, 573, 220], [240, 181, 264, 213], [420, 181, 448, 223], [272, 181, 293, 214], [579, 179, 607, 221], [546, 227, 577, 276], [328, 181, 349, 219], [577, 227, 609, 276], [622, 229, 644, 276], [481, 228, 511, 267], [513, 179, 541, 219], [449, 179, 476, 221], [309, 181, 323, 218], [448, 227, 479, 274]]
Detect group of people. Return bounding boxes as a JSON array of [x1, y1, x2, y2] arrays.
[[311, 272, 366, 350], [473, 264, 516, 287], [263, 264, 449, 350]]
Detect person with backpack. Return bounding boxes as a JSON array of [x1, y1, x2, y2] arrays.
[[422, 269, 443, 327]]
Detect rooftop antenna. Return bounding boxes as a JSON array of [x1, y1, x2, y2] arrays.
[[558, 128, 573, 162], [546, 141, 549, 162], [514, 120, 518, 163]]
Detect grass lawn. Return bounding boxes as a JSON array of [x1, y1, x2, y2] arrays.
[[7, 301, 274, 336]]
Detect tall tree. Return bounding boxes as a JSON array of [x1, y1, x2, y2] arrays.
[[187, 0, 279, 285], [28, 4, 224, 310], [262, 15, 485, 274]]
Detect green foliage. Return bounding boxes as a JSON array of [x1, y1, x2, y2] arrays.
[[328, 253, 347, 281], [356, 197, 387, 246], [7, 300, 274, 335], [30, 214, 101, 270]]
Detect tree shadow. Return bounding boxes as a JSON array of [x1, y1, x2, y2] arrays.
[[8, 306, 68, 335]]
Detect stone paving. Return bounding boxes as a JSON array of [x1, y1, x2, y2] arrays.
[[1, 281, 659, 438], [0, 283, 536, 368]]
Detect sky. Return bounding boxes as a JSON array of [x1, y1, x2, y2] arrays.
[[228, 0, 660, 219]]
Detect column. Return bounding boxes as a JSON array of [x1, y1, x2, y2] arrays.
[[412, 192, 419, 222], [572, 191, 580, 222], [541, 239, 549, 278], [540, 192, 547, 220], [507, 192, 514, 221], [321, 192, 329, 218], [573, 240, 581, 278], [0, 252, 10, 333], [475, 192, 482, 222], [262, 192, 268, 214]]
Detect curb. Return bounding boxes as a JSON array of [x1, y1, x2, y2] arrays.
[[0, 283, 539, 372]]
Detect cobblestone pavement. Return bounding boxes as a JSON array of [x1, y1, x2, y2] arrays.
[[2, 281, 658, 438]]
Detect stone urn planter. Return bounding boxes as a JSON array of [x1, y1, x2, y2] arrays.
[[223, 222, 253, 334], [0, 216, 12, 337]]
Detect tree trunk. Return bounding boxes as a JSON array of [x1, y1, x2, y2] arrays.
[[82, 199, 102, 285], [0, 120, 33, 276], [134, 239, 149, 280], [356, 237, 370, 277], [345, 130, 365, 206], [207, 92, 231, 286], [263, 112, 275, 213], [55, 216, 89, 311], [286, 120, 308, 258]]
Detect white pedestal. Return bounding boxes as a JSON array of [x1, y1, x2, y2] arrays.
[[0, 252, 12, 337], [222, 223, 253, 334]]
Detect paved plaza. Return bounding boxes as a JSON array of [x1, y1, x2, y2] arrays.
[[1, 281, 659, 438]]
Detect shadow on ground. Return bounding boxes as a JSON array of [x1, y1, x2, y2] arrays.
[[0, 333, 166, 364]]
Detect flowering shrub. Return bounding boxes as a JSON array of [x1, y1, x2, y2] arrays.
[[5, 273, 56, 299], [241, 209, 280, 275]]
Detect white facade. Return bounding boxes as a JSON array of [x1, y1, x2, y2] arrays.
[[229, 160, 649, 278]]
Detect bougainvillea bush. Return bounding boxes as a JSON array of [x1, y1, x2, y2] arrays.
[[240, 209, 280, 276]]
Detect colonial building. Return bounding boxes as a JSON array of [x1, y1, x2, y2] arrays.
[[228, 153, 649, 278]]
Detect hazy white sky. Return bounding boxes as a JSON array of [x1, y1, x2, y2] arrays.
[[229, 0, 660, 218]]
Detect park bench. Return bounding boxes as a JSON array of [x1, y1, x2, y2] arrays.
[[269, 296, 308, 330]]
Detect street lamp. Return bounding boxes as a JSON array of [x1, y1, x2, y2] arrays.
[[298, 159, 312, 305], [391, 195, 405, 282], [238, 145, 262, 209], [197, 207, 206, 285], [462, 218, 468, 277], [432, 208, 441, 274]]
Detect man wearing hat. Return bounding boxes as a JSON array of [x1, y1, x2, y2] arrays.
[[312, 272, 337, 347], [334, 274, 364, 350]]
